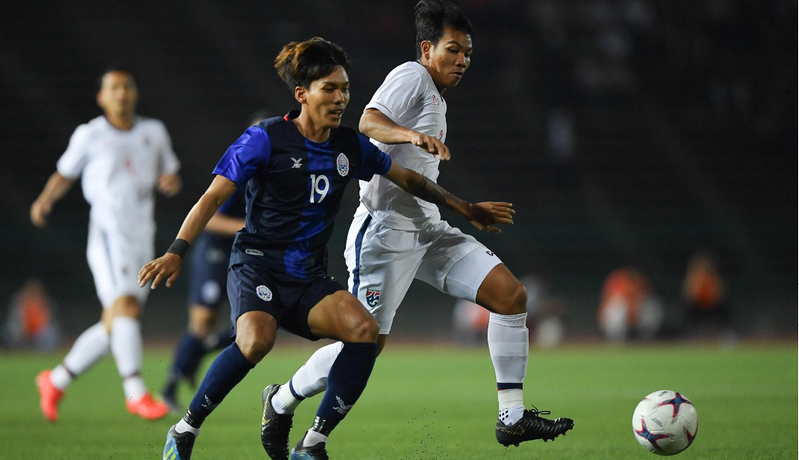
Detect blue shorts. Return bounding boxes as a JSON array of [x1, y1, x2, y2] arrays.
[[188, 233, 234, 310], [227, 263, 345, 341]]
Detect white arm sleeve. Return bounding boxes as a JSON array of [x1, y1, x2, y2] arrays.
[[364, 64, 424, 124], [56, 124, 91, 179], [156, 121, 180, 174]]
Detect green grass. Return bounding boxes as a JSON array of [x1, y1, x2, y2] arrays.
[[1, 342, 796, 459]]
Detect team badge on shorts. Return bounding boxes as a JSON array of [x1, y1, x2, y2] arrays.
[[336, 153, 349, 176], [365, 288, 381, 308], [256, 285, 273, 302]]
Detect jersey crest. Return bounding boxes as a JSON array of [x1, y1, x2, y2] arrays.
[[365, 288, 381, 308], [336, 153, 349, 176], [256, 285, 273, 302]]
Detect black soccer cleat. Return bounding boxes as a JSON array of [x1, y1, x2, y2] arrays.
[[261, 384, 294, 460], [289, 434, 329, 460], [163, 424, 196, 460], [495, 406, 574, 447]]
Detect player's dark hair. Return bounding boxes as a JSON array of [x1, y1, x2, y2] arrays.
[[274, 37, 352, 90], [98, 64, 137, 90], [415, 0, 473, 59]]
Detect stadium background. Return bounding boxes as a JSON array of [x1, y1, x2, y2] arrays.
[[1, 0, 795, 342]]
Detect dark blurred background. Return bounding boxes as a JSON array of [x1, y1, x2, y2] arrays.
[[1, 0, 795, 344]]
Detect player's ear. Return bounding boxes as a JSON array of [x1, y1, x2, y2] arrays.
[[420, 40, 431, 60], [294, 86, 307, 105]]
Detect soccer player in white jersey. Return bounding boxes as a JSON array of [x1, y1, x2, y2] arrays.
[[31, 66, 181, 422], [261, 0, 574, 453]]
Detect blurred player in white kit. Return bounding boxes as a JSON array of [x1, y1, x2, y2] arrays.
[[30, 65, 181, 422]]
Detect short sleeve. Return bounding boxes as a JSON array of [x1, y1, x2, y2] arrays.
[[353, 134, 392, 180], [157, 122, 181, 175], [364, 64, 424, 123], [213, 126, 272, 189], [56, 125, 91, 179]]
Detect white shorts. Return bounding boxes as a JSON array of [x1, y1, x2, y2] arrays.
[[345, 207, 502, 334], [86, 222, 154, 308]]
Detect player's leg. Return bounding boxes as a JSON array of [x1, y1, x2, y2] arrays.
[[166, 264, 275, 459], [419, 225, 573, 445], [271, 214, 420, 412], [164, 234, 233, 408], [36, 223, 114, 422], [103, 295, 168, 420], [163, 305, 221, 412], [99, 229, 169, 420], [289, 288, 379, 458], [36, 320, 110, 422]]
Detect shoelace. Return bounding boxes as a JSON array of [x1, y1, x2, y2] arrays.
[[524, 405, 551, 417]]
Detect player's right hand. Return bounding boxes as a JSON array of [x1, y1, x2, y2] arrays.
[[138, 253, 182, 289], [410, 132, 450, 160], [30, 199, 51, 228]]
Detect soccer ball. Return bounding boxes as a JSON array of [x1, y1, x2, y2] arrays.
[[632, 390, 698, 455]]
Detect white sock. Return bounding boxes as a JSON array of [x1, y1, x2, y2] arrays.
[[487, 312, 528, 411], [273, 385, 299, 414], [53, 323, 111, 389], [176, 419, 200, 436], [498, 388, 525, 425], [289, 342, 343, 399], [109, 316, 146, 401], [303, 430, 328, 447]]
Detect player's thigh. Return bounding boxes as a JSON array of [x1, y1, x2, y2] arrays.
[[307, 290, 378, 343], [86, 223, 118, 308], [416, 223, 502, 302], [347, 218, 426, 334], [226, 264, 286, 344]]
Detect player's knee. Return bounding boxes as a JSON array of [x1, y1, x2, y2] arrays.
[[235, 334, 273, 364], [188, 307, 215, 338], [347, 315, 379, 343], [496, 280, 527, 315], [337, 297, 378, 343]]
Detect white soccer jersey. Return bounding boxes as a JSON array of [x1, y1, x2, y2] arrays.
[[360, 61, 447, 230], [56, 115, 180, 239]]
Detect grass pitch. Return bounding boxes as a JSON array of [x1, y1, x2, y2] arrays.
[[1, 341, 795, 459]]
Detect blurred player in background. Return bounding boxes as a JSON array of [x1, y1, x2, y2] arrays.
[[31, 65, 181, 422], [138, 37, 510, 460], [160, 111, 271, 413], [264, 0, 573, 452], [598, 267, 664, 342]]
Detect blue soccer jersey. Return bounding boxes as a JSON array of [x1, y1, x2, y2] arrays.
[[213, 110, 392, 279]]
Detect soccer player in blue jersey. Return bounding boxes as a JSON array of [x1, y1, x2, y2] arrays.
[[138, 37, 514, 460]]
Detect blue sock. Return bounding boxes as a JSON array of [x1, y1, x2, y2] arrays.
[[185, 342, 253, 428], [313, 342, 377, 435], [171, 333, 205, 383]]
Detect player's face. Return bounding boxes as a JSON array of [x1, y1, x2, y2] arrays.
[[97, 71, 138, 118], [303, 66, 350, 130], [424, 27, 472, 89]]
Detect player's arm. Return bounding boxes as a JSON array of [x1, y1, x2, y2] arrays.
[[360, 108, 450, 160], [157, 173, 182, 197], [30, 172, 75, 228], [138, 175, 237, 289], [382, 162, 513, 233], [205, 213, 245, 236]]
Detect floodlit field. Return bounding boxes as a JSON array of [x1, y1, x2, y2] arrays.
[[2, 342, 795, 459]]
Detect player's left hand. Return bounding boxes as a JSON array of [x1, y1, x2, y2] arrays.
[[158, 173, 182, 197], [138, 253, 182, 289], [467, 201, 514, 233]]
